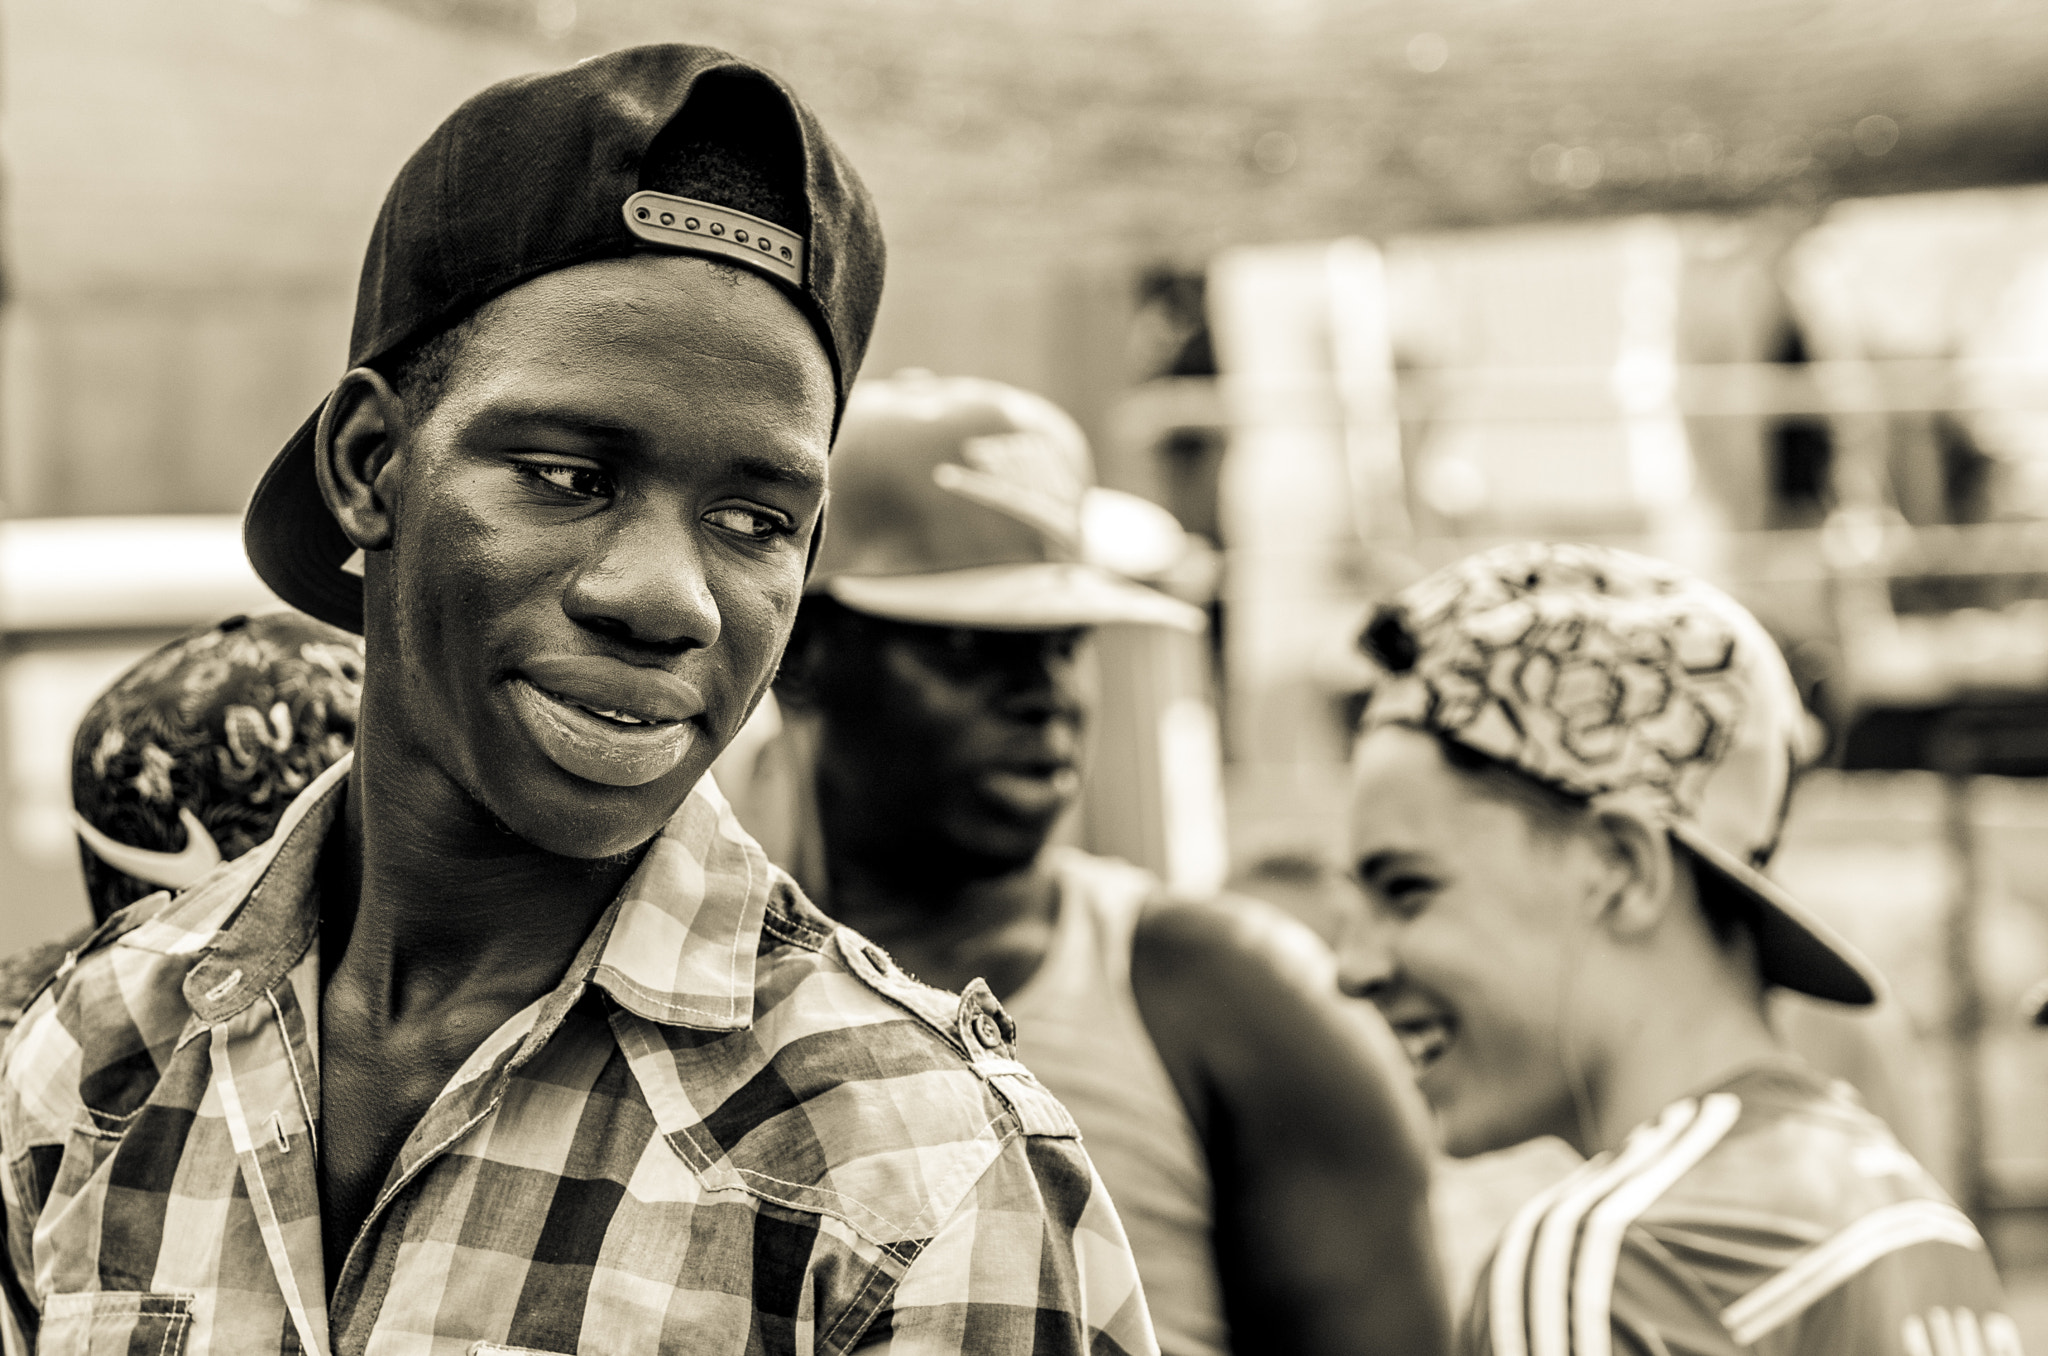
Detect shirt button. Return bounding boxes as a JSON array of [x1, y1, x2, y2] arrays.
[[971, 1012, 1005, 1050]]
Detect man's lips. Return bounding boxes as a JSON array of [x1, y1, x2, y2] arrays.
[[506, 657, 705, 789], [1384, 1008, 1458, 1077], [519, 656, 702, 725], [978, 762, 1082, 815]]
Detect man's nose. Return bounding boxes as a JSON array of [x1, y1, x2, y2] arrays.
[[1335, 901, 1400, 1003], [564, 513, 722, 653], [1002, 634, 1089, 719]]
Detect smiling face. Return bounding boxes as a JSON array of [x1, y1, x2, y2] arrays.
[[1338, 725, 1608, 1158], [799, 610, 1093, 877], [356, 254, 834, 859]]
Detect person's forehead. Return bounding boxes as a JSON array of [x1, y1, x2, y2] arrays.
[[1348, 726, 1496, 853], [1351, 725, 1456, 796], [461, 254, 832, 386]]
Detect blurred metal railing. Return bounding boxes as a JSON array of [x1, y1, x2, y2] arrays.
[[1116, 358, 2048, 1235], [1125, 360, 2048, 423]]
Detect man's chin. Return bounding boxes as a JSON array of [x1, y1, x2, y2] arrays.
[[1438, 1122, 1522, 1160], [474, 757, 701, 860], [949, 818, 1065, 875], [1432, 1091, 1572, 1160], [965, 788, 1075, 848]]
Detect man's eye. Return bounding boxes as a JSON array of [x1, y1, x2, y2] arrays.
[[705, 506, 790, 541], [1380, 877, 1436, 916], [529, 463, 611, 498]]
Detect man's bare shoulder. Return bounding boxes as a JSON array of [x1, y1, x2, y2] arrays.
[[1132, 882, 1340, 1002], [1125, 869, 1426, 1148]]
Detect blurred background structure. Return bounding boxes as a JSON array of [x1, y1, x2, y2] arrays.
[[10, 0, 2048, 1337]]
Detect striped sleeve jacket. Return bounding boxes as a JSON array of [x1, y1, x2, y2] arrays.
[[1464, 1060, 2018, 1356], [0, 755, 1158, 1356]]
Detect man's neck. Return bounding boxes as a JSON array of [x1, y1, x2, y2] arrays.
[[1575, 969, 1781, 1157], [320, 736, 646, 1022], [822, 842, 1059, 1000]]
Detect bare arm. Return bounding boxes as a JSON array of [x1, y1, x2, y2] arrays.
[[1133, 896, 1452, 1356]]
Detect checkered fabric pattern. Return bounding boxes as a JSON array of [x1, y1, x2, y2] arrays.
[[0, 755, 1156, 1356]]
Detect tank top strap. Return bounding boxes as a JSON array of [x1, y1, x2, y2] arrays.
[[1004, 848, 1230, 1356], [1056, 848, 1157, 985]]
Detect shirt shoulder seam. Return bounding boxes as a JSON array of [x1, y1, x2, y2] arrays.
[[1719, 1199, 1984, 1346]]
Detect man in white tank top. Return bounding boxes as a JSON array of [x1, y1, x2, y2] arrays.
[[728, 371, 1452, 1356]]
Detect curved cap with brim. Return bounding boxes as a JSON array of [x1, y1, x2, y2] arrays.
[[811, 372, 1205, 633], [71, 611, 363, 920], [245, 44, 885, 634], [1359, 541, 1883, 1006]]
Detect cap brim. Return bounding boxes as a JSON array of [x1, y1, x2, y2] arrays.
[[1672, 823, 1883, 1006], [244, 404, 365, 634], [824, 562, 1206, 632]]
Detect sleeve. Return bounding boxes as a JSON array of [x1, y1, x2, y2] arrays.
[[0, 1195, 31, 1356], [0, 1012, 50, 1356], [1762, 1238, 2022, 1356], [852, 1133, 1158, 1356]]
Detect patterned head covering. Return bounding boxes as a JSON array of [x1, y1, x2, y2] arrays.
[[71, 612, 363, 921], [1359, 542, 1880, 1005]]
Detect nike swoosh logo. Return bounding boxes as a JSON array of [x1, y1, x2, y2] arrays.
[[73, 806, 225, 889]]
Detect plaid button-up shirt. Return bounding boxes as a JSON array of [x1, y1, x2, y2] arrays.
[[0, 757, 1156, 1356]]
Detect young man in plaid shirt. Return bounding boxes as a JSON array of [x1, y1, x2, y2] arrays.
[[0, 48, 1156, 1356]]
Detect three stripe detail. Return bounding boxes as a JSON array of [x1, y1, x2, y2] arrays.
[[1486, 1092, 1992, 1355]]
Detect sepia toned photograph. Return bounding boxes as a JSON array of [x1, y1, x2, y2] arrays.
[[2, 0, 2047, 1352]]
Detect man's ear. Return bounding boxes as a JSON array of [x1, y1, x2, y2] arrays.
[[772, 604, 827, 714], [1586, 796, 1677, 941], [315, 367, 409, 553], [802, 487, 830, 582]]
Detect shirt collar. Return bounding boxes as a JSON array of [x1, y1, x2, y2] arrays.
[[174, 752, 771, 1032], [587, 769, 770, 1030]]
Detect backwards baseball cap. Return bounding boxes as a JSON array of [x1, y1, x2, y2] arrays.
[[810, 371, 1205, 632], [1359, 541, 1881, 1006], [245, 44, 884, 633], [72, 612, 363, 922]]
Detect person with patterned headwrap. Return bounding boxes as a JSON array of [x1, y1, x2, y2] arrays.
[[1338, 542, 2017, 1356], [0, 612, 363, 1034]]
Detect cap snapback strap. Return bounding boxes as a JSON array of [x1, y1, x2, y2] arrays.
[[622, 191, 804, 286]]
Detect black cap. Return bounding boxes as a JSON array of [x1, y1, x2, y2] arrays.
[[245, 44, 885, 633]]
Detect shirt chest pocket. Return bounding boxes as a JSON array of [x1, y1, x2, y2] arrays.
[[38, 1291, 195, 1356]]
